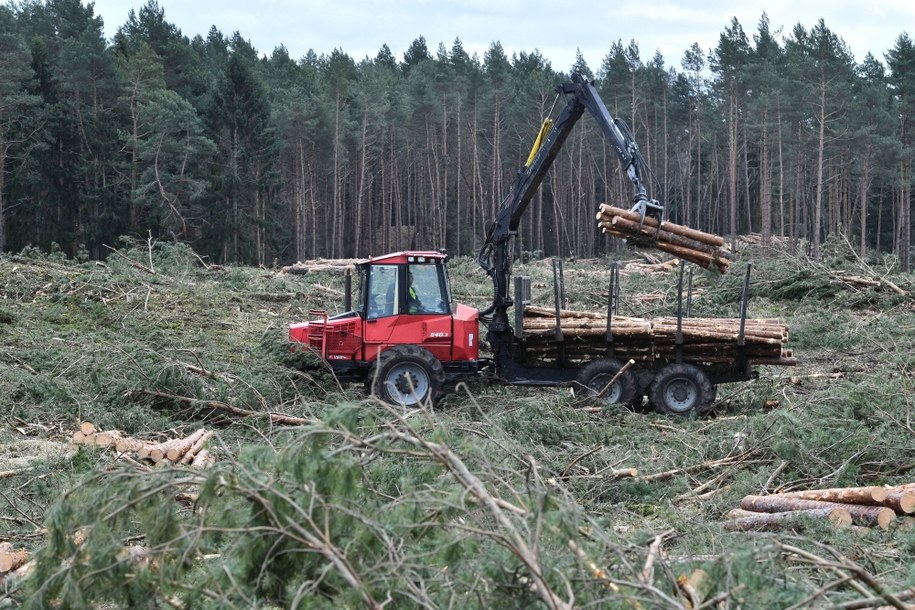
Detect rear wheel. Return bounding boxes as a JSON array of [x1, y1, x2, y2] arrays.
[[370, 345, 445, 407], [648, 363, 715, 418], [574, 358, 639, 407]]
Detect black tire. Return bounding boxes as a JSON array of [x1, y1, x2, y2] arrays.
[[574, 358, 639, 407], [648, 363, 715, 418], [370, 345, 445, 407]]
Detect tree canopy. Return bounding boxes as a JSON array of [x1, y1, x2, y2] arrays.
[[1, 0, 914, 269]]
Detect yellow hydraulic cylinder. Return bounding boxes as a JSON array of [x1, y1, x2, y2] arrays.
[[524, 118, 553, 167]]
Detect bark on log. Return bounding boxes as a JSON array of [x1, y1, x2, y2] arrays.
[[724, 507, 852, 531], [190, 448, 215, 469], [179, 430, 214, 464], [599, 223, 730, 273], [146, 428, 208, 463], [115, 436, 153, 454], [597, 204, 726, 246], [166, 428, 208, 462], [93, 430, 124, 447], [777, 486, 887, 504], [740, 495, 896, 529], [609, 215, 731, 262], [524, 305, 608, 319], [883, 491, 915, 514]]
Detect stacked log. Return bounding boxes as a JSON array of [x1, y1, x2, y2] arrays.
[[521, 306, 794, 367], [70, 423, 215, 468], [724, 485, 915, 532], [596, 204, 732, 273], [0, 542, 29, 577]]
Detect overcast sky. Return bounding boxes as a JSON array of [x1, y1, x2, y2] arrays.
[[86, 0, 913, 71]]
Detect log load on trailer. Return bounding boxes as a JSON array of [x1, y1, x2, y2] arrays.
[[289, 72, 796, 416]]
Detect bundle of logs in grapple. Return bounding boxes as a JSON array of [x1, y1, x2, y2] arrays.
[[596, 204, 731, 273], [521, 305, 795, 367]]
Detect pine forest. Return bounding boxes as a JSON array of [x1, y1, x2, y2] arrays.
[[1, 1, 915, 269]]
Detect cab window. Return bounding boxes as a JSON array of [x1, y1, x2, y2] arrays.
[[407, 264, 449, 314], [366, 265, 398, 319]]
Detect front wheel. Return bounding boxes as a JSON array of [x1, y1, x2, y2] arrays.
[[648, 363, 715, 418], [574, 358, 639, 407], [370, 345, 445, 407]]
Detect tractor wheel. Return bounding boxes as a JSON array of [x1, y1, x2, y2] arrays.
[[574, 358, 639, 407], [370, 345, 445, 407], [648, 363, 715, 418]]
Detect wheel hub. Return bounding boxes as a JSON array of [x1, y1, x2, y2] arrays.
[[665, 380, 696, 410], [671, 384, 690, 402], [383, 361, 431, 406], [394, 372, 420, 396], [592, 376, 621, 404]]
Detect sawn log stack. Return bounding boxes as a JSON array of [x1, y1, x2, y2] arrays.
[[521, 305, 794, 367], [724, 485, 915, 531]]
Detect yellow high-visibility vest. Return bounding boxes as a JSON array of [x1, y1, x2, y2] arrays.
[[408, 286, 418, 311]]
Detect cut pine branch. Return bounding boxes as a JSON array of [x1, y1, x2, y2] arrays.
[[133, 388, 309, 426]]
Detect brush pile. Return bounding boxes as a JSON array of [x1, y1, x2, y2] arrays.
[[596, 204, 731, 273]]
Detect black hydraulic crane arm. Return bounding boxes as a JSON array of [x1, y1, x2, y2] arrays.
[[477, 72, 662, 330]]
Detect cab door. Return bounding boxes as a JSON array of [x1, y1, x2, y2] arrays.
[[391, 263, 454, 361], [362, 264, 400, 357]]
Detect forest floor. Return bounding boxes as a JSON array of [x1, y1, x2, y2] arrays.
[[2, 236, 915, 609]]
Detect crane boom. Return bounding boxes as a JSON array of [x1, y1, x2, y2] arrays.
[[477, 72, 662, 341]]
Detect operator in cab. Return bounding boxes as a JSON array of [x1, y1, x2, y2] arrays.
[[407, 271, 423, 313]]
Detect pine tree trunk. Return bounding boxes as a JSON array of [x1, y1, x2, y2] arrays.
[[728, 95, 738, 252], [0, 145, 6, 252], [354, 107, 369, 257], [777, 103, 785, 238], [813, 79, 826, 261], [858, 143, 872, 259], [761, 107, 772, 246]]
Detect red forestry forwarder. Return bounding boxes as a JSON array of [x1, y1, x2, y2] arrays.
[[290, 73, 777, 416]]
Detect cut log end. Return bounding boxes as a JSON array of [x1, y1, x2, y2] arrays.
[[0, 547, 30, 574]]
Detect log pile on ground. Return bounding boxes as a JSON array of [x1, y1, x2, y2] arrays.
[[724, 485, 915, 531], [70, 422, 215, 468], [620, 258, 681, 275], [521, 306, 795, 367], [596, 204, 731, 273], [281, 258, 359, 274]]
